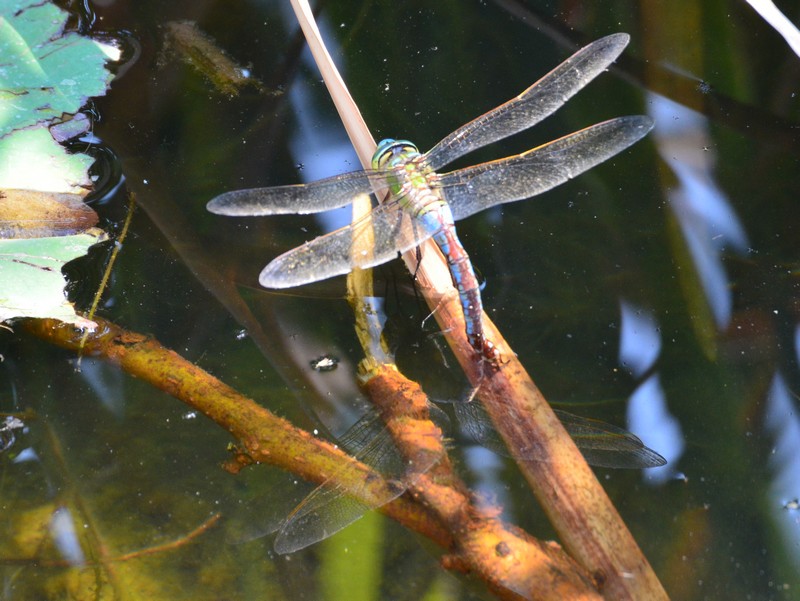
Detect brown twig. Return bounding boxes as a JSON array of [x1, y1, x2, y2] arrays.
[[110, 513, 222, 562], [0, 514, 222, 568], [76, 191, 136, 365], [22, 317, 607, 600], [406, 265, 668, 600]]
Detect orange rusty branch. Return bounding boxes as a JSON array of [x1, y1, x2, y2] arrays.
[[362, 364, 601, 600]]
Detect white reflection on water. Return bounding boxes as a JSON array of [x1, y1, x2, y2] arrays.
[[77, 357, 126, 418], [627, 375, 684, 485], [284, 10, 361, 236], [650, 93, 748, 329], [618, 300, 661, 378], [764, 369, 800, 567], [50, 506, 85, 566], [619, 300, 685, 483]]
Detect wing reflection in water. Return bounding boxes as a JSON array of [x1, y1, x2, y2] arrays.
[[227, 391, 664, 553]]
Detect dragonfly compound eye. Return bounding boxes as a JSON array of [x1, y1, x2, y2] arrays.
[[373, 139, 419, 170]]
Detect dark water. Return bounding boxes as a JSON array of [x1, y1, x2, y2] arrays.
[[2, 0, 800, 599]]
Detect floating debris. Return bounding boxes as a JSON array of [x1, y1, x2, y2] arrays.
[[310, 354, 339, 372], [0, 416, 24, 453], [163, 21, 277, 97]]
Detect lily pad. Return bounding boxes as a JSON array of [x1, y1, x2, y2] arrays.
[[0, 127, 94, 193], [0, 229, 107, 326], [0, 0, 116, 326], [0, 0, 114, 137], [0, 189, 98, 238]]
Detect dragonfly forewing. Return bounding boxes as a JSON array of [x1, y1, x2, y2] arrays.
[[552, 410, 667, 469], [274, 410, 442, 554], [424, 33, 631, 171], [440, 115, 654, 221], [259, 198, 435, 288], [207, 170, 383, 216], [452, 401, 665, 469]]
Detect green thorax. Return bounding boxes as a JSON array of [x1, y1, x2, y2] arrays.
[[372, 138, 435, 199]]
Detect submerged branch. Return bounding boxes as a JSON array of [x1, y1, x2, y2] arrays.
[[0, 514, 222, 568], [362, 364, 601, 600], [409, 264, 668, 600]]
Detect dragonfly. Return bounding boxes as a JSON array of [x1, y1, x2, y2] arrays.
[[207, 33, 654, 363]]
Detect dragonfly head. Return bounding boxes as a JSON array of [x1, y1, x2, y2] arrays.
[[372, 139, 420, 170]]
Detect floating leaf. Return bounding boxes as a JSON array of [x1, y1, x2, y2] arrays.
[[0, 1, 116, 326], [0, 228, 107, 326], [0, 189, 98, 238], [49, 112, 92, 143], [0, 127, 94, 192], [0, 0, 114, 137]]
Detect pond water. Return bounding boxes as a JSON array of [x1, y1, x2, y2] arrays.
[[2, 0, 800, 599]]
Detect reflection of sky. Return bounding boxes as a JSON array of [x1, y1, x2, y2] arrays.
[[764, 369, 800, 568], [650, 93, 748, 329], [286, 16, 362, 235], [51, 506, 86, 565], [619, 300, 685, 483], [77, 357, 126, 417], [463, 446, 511, 516]]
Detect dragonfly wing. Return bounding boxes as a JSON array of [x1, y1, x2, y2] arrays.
[[553, 410, 667, 469], [424, 33, 631, 170], [440, 116, 654, 221], [453, 400, 665, 469], [207, 170, 383, 216], [274, 419, 402, 554], [275, 406, 443, 554], [226, 412, 393, 548], [259, 200, 437, 288], [273, 481, 388, 554], [336, 411, 411, 477], [452, 401, 510, 457]]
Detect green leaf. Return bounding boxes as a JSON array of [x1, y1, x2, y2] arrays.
[[0, 1, 117, 326], [0, 127, 94, 192], [0, 0, 114, 137], [0, 229, 107, 326]]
